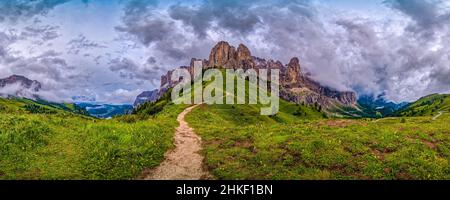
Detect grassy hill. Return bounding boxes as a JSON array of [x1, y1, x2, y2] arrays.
[[395, 94, 450, 117], [2, 82, 450, 179], [181, 87, 450, 180], [134, 72, 450, 180], [0, 98, 88, 115], [186, 103, 450, 180], [0, 97, 184, 179]]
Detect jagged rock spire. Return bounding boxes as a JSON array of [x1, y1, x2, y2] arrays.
[[208, 41, 255, 69]]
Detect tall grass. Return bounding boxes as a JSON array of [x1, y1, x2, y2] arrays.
[[187, 104, 450, 180], [0, 98, 185, 180]]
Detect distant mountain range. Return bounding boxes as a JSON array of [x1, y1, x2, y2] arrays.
[[71, 96, 133, 119], [357, 94, 409, 117], [0, 75, 132, 119], [74, 103, 133, 119]]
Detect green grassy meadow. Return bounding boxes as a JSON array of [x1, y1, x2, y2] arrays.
[[0, 98, 186, 179], [186, 103, 450, 180], [396, 94, 450, 117], [1, 79, 450, 180]]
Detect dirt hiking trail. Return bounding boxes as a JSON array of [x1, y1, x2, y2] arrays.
[[139, 104, 213, 180], [432, 111, 444, 120]]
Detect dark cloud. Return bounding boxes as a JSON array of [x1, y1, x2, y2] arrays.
[[115, 0, 199, 61], [108, 57, 161, 84], [1, 29, 87, 102], [109, 57, 138, 73], [8, 50, 71, 82], [168, 0, 262, 38], [0, 31, 20, 65], [117, 0, 160, 42], [115, 0, 450, 102], [116, 19, 174, 46], [384, 0, 450, 38], [147, 56, 156, 64]]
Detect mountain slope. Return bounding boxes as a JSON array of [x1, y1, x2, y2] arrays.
[[134, 69, 325, 121], [181, 86, 450, 180], [395, 94, 450, 117], [186, 105, 450, 180], [133, 90, 159, 107], [0, 97, 88, 116], [141, 41, 357, 113], [0, 96, 186, 180], [357, 95, 408, 117]]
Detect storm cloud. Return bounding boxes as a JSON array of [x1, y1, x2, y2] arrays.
[[1, 0, 449, 104]]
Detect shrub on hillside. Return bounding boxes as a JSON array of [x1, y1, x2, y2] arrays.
[[24, 104, 57, 114]]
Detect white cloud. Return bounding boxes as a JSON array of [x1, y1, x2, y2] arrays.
[[96, 88, 142, 104], [1, 0, 450, 104]]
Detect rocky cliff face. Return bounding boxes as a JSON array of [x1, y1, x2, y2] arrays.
[[208, 41, 255, 70], [284, 57, 303, 86], [133, 89, 160, 107], [144, 41, 357, 109]]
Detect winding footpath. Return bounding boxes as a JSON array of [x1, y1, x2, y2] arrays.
[[139, 104, 213, 180], [432, 111, 444, 120]]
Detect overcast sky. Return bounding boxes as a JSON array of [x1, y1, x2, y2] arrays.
[[0, 0, 449, 104]]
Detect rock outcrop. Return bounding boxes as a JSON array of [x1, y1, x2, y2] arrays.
[[283, 57, 303, 86], [134, 89, 160, 107], [208, 41, 255, 69], [142, 41, 357, 109]]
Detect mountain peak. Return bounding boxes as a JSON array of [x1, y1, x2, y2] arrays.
[[0, 74, 41, 92], [8, 74, 27, 79], [283, 57, 302, 86], [237, 43, 251, 53], [208, 41, 236, 68], [288, 57, 300, 68], [208, 41, 255, 69], [0, 74, 42, 99]]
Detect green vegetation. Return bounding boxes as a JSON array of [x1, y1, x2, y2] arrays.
[[2, 73, 450, 180], [133, 89, 172, 116], [0, 98, 88, 115], [396, 94, 450, 117], [0, 97, 185, 179], [24, 104, 58, 114], [182, 77, 450, 180], [187, 103, 450, 180]]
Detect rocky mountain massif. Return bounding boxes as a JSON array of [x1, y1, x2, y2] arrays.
[[0, 75, 42, 98], [136, 41, 357, 111]]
